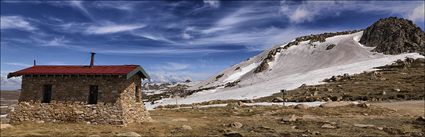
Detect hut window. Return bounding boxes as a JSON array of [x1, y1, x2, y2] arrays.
[[42, 84, 52, 103], [135, 86, 140, 102], [88, 85, 98, 104]]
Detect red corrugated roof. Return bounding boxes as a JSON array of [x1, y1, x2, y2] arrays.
[[8, 65, 141, 77]]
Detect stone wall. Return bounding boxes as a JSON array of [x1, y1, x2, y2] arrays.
[[20, 75, 128, 103], [10, 74, 151, 125], [9, 101, 125, 125], [119, 75, 151, 123]]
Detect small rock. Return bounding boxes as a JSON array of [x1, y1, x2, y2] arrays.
[[229, 122, 243, 128], [74, 110, 84, 114], [0, 124, 13, 129], [115, 132, 141, 137], [358, 103, 371, 108], [88, 135, 101, 137], [393, 88, 401, 92], [354, 124, 375, 128], [281, 115, 298, 122], [381, 91, 386, 95], [313, 91, 319, 96], [321, 124, 336, 129], [36, 120, 45, 124], [291, 126, 298, 129], [294, 104, 309, 109], [237, 101, 245, 107], [312, 131, 321, 135], [416, 116, 425, 122], [375, 127, 384, 130], [181, 125, 192, 130]]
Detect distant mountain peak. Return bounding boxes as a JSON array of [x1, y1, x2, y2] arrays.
[[360, 17, 425, 55]]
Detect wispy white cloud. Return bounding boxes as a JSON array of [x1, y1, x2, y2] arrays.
[[279, 0, 424, 23], [93, 1, 140, 12], [182, 27, 195, 39], [184, 26, 340, 50], [203, 0, 220, 8], [149, 62, 212, 83], [131, 32, 176, 43], [4, 62, 32, 67], [408, 4, 425, 22], [29, 35, 70, 47], [153, 62, 190, 71], [0, 16, 37, 31], [189, 0, 221, 15], [85, 24, 146, 35], [92, 48, 232, 54], [201, 7, 273, 34], [69, 1, 94, 20]]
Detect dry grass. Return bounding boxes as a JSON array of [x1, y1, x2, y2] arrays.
[[1, 103, 424, 137]]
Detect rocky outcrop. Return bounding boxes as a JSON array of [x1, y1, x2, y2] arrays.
[[360, 17, 425, 55]]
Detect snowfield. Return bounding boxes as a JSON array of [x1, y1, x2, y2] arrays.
[[145, 31, 424, 110]]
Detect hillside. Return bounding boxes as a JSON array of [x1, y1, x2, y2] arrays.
[[147, 17, 425, 108]]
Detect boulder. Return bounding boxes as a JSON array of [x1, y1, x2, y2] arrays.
[[181, 125, 193, 130], [321, 124, 336, 129], [281, 115, 298, 122], [354, 124, 375, 128], [357, 103, 371, 108], [416, 116, 425, 122], [229, 122, 243, 128]]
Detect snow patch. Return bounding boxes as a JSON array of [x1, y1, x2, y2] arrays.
[[223, 63, 259, 83], [0, 114, 7, 118]]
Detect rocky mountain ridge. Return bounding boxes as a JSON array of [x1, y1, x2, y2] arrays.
[[360, 17, 425, 55]]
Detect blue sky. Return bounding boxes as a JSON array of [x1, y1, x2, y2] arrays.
[[1, 0, 424, 90]]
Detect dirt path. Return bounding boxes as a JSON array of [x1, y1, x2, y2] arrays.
[[372, 100, 424, 116]]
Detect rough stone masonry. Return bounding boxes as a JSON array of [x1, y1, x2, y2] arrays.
[[8, 65, 152, 126]]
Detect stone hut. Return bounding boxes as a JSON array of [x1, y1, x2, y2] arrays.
[[7, 53, 151, 125]]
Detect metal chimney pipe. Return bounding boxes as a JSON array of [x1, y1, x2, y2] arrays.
[[90, 52, 96, 67], [33, 60, 36, 66]]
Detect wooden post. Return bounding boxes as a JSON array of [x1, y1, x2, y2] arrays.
[[281, 89, 286, 106]]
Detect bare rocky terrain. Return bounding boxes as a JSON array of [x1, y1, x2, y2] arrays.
[[257, 58, 425, 103]]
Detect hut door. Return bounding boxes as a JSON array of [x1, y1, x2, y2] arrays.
[[88, 85, 98, 104], [42, 84, 52, 103], [135, 86, 140, 102]]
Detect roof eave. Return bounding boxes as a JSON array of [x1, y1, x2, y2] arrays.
[[126, 66, 150, 80]]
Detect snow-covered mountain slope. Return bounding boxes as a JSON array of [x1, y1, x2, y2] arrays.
[[145, 31, 423, 109]]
